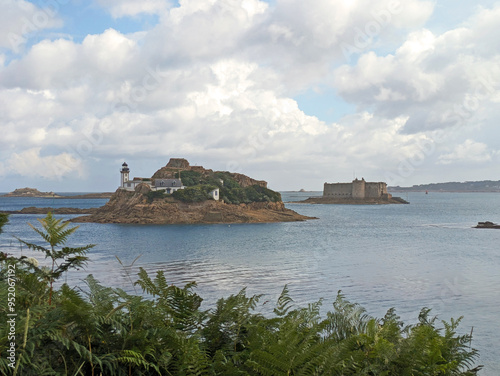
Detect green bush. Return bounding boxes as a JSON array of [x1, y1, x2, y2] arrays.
[[219, 185, 281, 204], [175, 170, 203, 187], [145, 190, 166, 202], [172, 185, 216, 203], [169, 171, 282, 204]]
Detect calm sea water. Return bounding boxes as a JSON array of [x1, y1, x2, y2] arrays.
[[1, 192, 499, 374]]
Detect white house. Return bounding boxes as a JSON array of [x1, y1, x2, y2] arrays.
[[121, 162, 182, 192], [120, 162, 219, 201], [154, 178, 185, 194]]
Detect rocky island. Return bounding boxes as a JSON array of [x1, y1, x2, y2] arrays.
[[71, 158, 315, 224], [474, 221, 500, 229], [2, 188, 62, 198], [1, 188, 113, 199], [295, 178, 409, 205]]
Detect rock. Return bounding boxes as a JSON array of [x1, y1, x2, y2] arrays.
[[1, 207, 97, 215], [230, 173, 267, 188], [151, 158, 267, 189], [474, 221, 500, 229], [293, 196, 409, 205], [166, 158, 190, 169], [2, 188, 61, 198], [71, 189, 314, 225], [71, 197, 315, 224], [135, 183, 152, 194]]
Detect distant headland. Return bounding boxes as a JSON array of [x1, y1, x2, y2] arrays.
[[296, 178, 409, 205], [389, 180, 500, 193], [71, 158, 315, 224], [1, 188, 113, 199], [2, 188, 61, 198]]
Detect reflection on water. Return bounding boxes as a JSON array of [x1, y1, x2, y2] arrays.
[[1, 192, 500, 374]]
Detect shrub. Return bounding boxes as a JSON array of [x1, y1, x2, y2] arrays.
[[145, 190, 166, 202], [172, 185, 216, 203], [175, 170, 202, 186]]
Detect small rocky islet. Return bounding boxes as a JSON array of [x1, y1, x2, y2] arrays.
[[70, 158, 315, 224]]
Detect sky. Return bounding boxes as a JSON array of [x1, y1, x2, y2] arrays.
[[0, 0, 499, 192]]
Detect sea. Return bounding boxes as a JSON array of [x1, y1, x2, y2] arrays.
[[0, 191, 499, 375]]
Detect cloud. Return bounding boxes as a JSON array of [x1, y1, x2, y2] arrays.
[[1, 0, 500, 189], [438, 140, 493, 165], [1, 148, 84, 179], [333, 5, 500, 134], [0, 0, 63, 52], [93, 0, 169, 18]]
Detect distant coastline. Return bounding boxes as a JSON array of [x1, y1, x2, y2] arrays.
[[1, 188, 113, 199], [389, 180, 500, 193]]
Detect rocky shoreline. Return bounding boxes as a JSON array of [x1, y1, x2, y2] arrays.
[[292, 196, 409, 205], [70, 190, 315, 224], [1, 207, 97, 215]]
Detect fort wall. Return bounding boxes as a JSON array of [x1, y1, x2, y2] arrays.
[[323, 179, 389, 200], [352, 179, 365, 199], [323, 183, 352, 198]]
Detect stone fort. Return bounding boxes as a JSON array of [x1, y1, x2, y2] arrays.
[[323, 178, 392, 200]]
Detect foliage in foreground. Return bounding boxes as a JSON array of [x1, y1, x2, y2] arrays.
[[0, 215, 483, 375]]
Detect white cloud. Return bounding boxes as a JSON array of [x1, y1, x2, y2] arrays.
[[94, 0, 169, 18], [2, 148, 84, 179], [438, 140, 493, 165], [333, 5, 500, 134], [0, 0, 63, 52], [1, 0, 500, 190]]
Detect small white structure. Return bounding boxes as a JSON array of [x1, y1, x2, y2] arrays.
[[209, 188, 220, 201]]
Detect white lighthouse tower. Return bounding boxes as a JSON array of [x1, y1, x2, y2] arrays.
[[120, 162, 130, 188]]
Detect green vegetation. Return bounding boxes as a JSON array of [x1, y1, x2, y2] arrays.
[[146, 190, 167, 203], [173, 171, 282, 204], [14, 213, 95, 305], [0, 215, 483, 375], [172, 185, 217, 203], [0, 213, 7, 235], [176, 170, 203, 187]]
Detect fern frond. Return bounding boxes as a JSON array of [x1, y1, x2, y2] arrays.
[[274, 285, 294, 317]]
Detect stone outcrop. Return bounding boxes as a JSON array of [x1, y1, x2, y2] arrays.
[[2, 207, 97, 215], [474, 221, 500, 229], [230, 173, 267, 188], [135, 183, 152, 194], [294, 196, 409, 205], [166, 158, 190, 169], [2, 188, 61, 198], [71, 189, 314, 224], [151, 158, 267, 188]]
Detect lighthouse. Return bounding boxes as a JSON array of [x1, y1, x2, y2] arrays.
[[120, 162, 130, 187]]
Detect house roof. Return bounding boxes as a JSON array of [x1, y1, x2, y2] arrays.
[[154, 179, 183, 187]]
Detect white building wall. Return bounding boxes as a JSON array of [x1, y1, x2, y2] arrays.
[[210, 188, 220, 201]]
